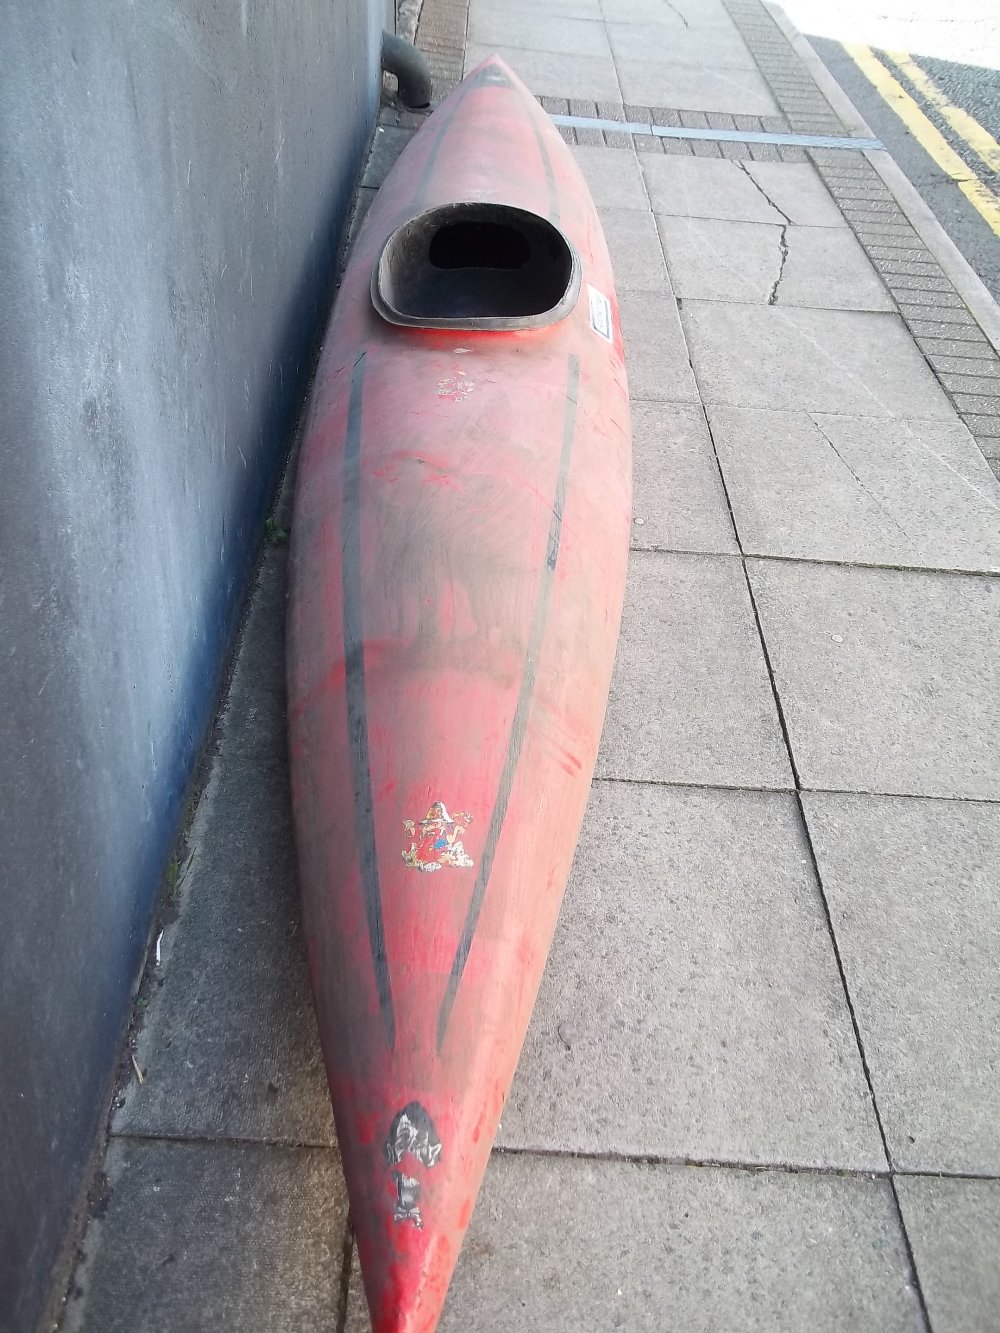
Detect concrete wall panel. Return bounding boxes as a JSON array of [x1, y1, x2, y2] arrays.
[[0, 3, 380, 1327]]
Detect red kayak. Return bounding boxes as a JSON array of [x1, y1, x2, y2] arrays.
[[287, 56, 631, 1331]]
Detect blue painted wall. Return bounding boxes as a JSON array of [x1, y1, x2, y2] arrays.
[[0, 3, 381, 1327]]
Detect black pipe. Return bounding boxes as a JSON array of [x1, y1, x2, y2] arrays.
[[381, 32, 432, 109]]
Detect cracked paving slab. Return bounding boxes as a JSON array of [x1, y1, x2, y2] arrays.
[[641, 155, 847, 225], [767, 222, 789, 305], [657, 216, 894, 310], [735, 157, 791, 224], [730, 161, 791, 305], [731, 160, 790, 305]]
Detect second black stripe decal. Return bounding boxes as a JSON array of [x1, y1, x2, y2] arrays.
[[436, 353, 581, 1051]]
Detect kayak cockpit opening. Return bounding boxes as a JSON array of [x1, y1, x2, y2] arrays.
[[371, 202, 581, 331]]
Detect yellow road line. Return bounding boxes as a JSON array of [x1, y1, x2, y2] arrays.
[[886, 49, 1000, 177], [843, 42, 1000, 239]]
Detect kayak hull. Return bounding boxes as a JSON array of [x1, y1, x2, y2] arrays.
[[287, 57, 632, 1332]]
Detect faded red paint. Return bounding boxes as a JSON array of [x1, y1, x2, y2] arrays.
[[287, 58, 631, 1332]]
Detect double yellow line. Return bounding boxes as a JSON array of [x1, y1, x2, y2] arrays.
[[845, 43, 1000, 238]]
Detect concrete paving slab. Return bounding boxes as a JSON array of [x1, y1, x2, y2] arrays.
[[469, 0, 601, 16], [772, 227, 894, 311], [597, 552, 793, 787], [631, 400, 739, 553], [748, 561, 1000, 800], [600, 0, 735, 24], [642, 156, 845, 225], [113, 547, 335, 1147], [895, 1176, 1000, 1333], [803, 792, 1000, 1174], [346, 1155, 922, 1332], [657, 216, 894, 310], [606, 0, 736, 24], [746, 160, 853, 227], [659, 215, 783, 300], [618, 289, 700, 402], [616, 58, 780, 116], [607, 19, 758, 69], [500, 782, 884, 1169], [645, 157, 783, 223], [682, 304, 955, 417], [64, 1138, 346, 1333], [601, 207, 669, 291], [710, 407, 1000, 572], [571, 144, 649, 211], [463, 44, 622, 100], [671, 0, 742, 21], [466, 10, 611, 56]]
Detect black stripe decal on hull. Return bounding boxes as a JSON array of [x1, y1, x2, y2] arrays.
[[411, 61, 508, 213], [412, 94, 462, 213], [524, 97, 560, 228], [436, 354, 581, 1052], [343, 352, 396, 1048]]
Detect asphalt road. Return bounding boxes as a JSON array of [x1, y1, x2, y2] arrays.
[[780, 0, 1000, 306]]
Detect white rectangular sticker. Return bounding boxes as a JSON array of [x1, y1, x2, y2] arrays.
[[588, 284, 613, 342]]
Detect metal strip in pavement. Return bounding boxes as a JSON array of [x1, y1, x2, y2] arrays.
[[549, 113, 883, 152]]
